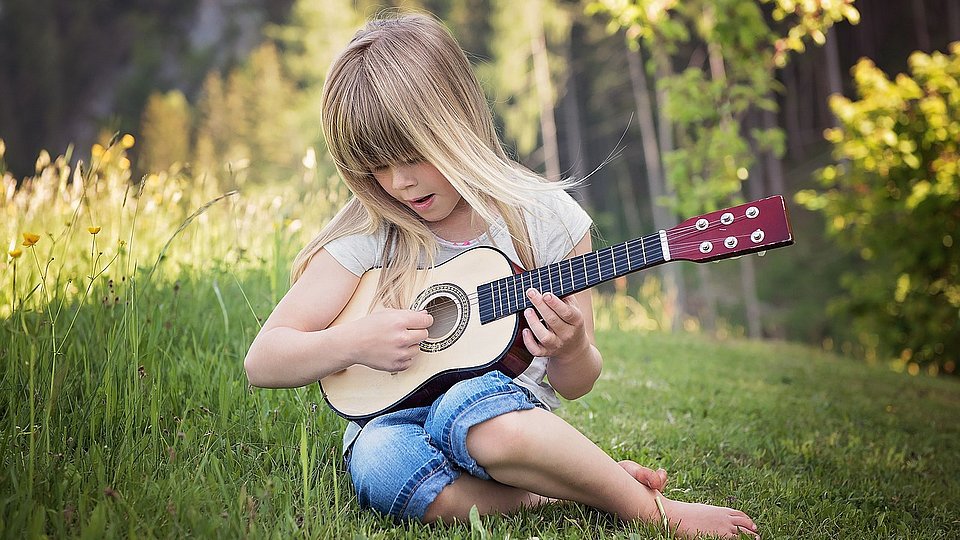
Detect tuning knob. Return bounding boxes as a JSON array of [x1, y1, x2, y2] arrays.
[[699, 241, 713, 253], [696, 218, 709, 231], [724, 236, 738, 248], [721, 212, 734, 225], [751, 229, 765, 243]]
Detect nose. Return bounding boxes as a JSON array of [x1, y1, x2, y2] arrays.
[[390, 164, 417, 191]]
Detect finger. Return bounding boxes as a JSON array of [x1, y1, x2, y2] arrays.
[[524, 307, 551, 338], [410, 310, 434, 329], [731, 514, 758, 532], [542, 291, 580, 325], [526, 289, 560, 328], [621, 461, 666, 490], [521, 328, 546, 357], [408, 328, 429, 344]]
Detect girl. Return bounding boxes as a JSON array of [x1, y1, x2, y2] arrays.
[[244, 13, 759, 539]]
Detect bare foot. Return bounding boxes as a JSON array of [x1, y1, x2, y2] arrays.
[[659, 497, 759, 539], [618, 459, 668, 491]]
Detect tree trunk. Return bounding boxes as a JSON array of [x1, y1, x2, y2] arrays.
[[651, 45, 686, 332], [781, 60, 804, 162], [530, 1, 561, 182], [561, 29, 591, 208], [824, 26, 844, 127], [912, 0, 931, 52], [763, 106, 786, 194], [625, 44, 669, 230]]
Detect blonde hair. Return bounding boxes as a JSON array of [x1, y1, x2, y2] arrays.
[[292, 13, 575, 308]]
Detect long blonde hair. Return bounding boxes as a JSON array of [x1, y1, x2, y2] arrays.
[[292, 13, 575, 308]]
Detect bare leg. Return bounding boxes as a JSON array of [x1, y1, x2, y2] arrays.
[[424, 458, 667, 524], [455, 408, 758, 538], [423, 474, 549, 523]]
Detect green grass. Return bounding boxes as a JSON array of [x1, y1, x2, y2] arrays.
[[2, 268, 958, 539], [2, 148, 958, 538]]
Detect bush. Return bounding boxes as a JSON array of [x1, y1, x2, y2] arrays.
[[796, 44, 960, 375]]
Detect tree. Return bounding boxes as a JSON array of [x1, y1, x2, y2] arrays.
[[587, 0, 858, 337], [481, 0, 570, 179], [797, 44, 960, 375]]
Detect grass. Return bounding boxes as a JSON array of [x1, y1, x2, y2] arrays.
[[2, 143, 959, 538]]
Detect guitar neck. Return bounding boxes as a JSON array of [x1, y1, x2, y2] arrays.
[[477, 232, 669, 324]]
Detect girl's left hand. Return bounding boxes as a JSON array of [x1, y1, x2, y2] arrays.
[[521, 288, 589, 360]]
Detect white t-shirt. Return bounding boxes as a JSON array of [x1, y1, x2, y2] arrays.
[[322, 187, 593, 451]]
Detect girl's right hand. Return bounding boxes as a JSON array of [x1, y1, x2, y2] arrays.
[[350, 309, 434, 372]]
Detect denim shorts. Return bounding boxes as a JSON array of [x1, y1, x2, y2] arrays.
[[345, 371, 542, 520]]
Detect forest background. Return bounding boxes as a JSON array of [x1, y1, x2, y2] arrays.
[[1, 0, 959, 538], [3, 0, 957, 373]]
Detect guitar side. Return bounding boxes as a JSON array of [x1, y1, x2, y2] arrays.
[[319, 246, 523, 421]]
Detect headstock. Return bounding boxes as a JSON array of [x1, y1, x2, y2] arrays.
[[665, 195, 794, 263]]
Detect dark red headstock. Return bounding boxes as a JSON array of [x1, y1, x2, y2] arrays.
[[664, 195, 794, 263]]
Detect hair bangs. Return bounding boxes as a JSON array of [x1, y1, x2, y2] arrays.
[[335, 70, 424, 174]]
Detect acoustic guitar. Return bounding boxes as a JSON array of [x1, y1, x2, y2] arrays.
[[320, 195, 794, 421]]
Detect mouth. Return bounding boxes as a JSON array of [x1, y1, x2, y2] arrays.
[[408, 194, 435, 210]]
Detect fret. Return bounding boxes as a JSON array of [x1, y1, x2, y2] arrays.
[[550, 262, 561, 294], [512, 274, 520, 312], [640, 236, 647, 266], [625, 241, 632, 272], [522, 271, 532, 309], [612, 243, 627, 276], [586, 251, 600, 285], [601, 247, 614, 281], [574, 256, 586, 290]]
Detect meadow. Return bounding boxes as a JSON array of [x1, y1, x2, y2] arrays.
[[2, 142, 958, 538]]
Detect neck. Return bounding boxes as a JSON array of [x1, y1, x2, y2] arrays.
[[477, 232, 668, 324], [428, 198, 485, 243]]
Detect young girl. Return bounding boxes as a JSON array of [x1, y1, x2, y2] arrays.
[[244, 13, 759, 539]]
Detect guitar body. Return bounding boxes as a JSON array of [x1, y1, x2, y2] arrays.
[[320, 246, 532, 421]]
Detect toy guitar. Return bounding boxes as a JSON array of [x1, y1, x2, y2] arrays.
[[320, 195, 794, 421]]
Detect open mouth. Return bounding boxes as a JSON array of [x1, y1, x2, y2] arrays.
[[409, 194, 435, 209]]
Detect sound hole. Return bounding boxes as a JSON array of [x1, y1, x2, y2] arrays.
[[425, 294, 458, 339], [413, 283, 470, 353]]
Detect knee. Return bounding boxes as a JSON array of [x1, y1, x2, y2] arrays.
[[464, 409, 533, 467]]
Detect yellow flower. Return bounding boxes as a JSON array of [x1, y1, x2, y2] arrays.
[[92, 144, 105, 158], [121, 134, 135, 149], [22, 233, 40, 247], [88, 226, 101, 235], [8, 248, 21, 259]]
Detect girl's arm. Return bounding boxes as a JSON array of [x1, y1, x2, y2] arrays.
[[244, 249, 433, 388], [521, 233, 603, 400]]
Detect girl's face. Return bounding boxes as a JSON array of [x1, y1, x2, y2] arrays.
[[372, 161, 467, 226]]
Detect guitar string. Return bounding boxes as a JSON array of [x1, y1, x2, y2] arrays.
[[423, 212, 769, 326]]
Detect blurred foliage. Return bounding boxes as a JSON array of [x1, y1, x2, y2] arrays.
[[796, 43, 960, 375], [479, 0, 570, 159], [588, 0, 858, 217]]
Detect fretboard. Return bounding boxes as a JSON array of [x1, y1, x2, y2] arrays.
[[477, 232, 667, 324]]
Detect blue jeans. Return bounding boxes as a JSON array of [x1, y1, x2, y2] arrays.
[[345, 371, 541, 520]]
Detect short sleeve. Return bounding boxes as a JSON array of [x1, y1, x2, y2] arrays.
[[322, 231, 384, 277], [526, 188, 593, 266]]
